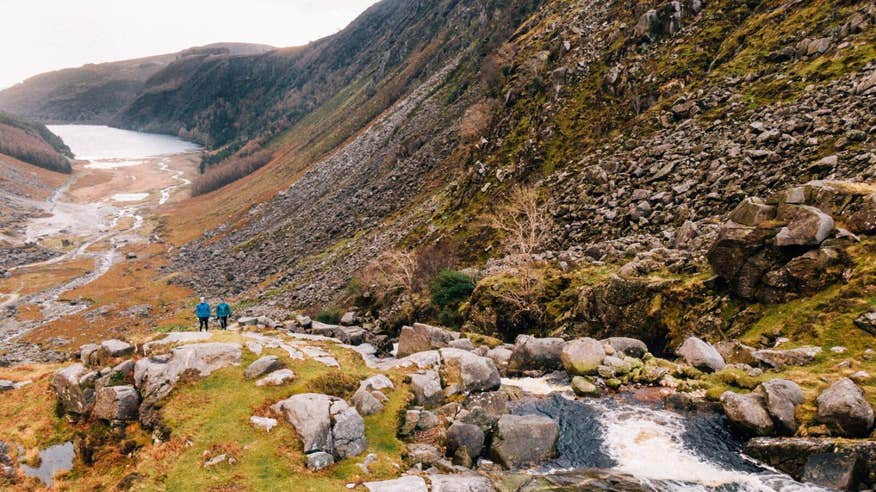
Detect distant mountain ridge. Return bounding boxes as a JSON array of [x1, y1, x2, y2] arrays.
[[0, 43, 273, 125]]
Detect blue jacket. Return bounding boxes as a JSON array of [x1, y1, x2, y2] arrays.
[[195, 302, 211, 318], [216, 302, 231, 317]]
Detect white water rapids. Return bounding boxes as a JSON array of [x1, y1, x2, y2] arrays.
[[503, 377, 827, 492]]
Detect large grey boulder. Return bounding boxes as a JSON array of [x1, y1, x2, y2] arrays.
[[410, 370, 444, 408], [141, 331, 211, 355], [485, 345, 514, 373], [352, 387, 385, 416], [490, 414, 559, 469], [440, 348, 501, 393], [244, 355, 283, 379], [774, 205, 835, 247], [720, 391, 775, 436], [272, 393, 366, 462], [397, 323, 459, 357], [52, 363, 97, 415], [429, 474, 495, 492], [560, 337, 606, 376], [310, 321, 366, 345], [100, 339, 134, 358], [364, 476, 428, 492], [446, 422, 485, 467], [508, 335, 564, 373], [757, 379, 804, 435], [816, 378, 875, 437], [676, 337, 725, 372], [93, 385, 140, 421], [134, 342, 241, 427]]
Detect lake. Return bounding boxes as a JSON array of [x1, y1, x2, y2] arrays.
[[48, 125, 201, 161]]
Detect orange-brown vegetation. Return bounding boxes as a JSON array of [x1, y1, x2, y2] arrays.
[[0, 258, 94, 297], [190, 149, 273, 197], [0, 124, 70, 173]]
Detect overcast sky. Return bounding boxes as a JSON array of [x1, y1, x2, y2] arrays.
[[0, 0, 379, 89]]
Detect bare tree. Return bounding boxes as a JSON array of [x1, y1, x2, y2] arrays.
[[489, 185, 554, 257], [362, 249, 418, 294]]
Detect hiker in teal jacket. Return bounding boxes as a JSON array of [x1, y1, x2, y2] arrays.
[[216, 299, 232, 330], [195, 297, 211, 331]]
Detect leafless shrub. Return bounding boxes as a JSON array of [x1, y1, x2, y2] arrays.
[[488, 185, 554, 257]]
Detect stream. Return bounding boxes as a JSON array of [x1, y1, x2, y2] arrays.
[[503, 382, 826, 491], [0, 125, 200, 345]]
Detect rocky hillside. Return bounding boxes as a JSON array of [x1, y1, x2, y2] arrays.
[[0, 43, 272, 124]]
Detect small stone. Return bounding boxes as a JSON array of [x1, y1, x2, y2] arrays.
[[250, 416, 278, 432], [306, 451, 334, 471], [571, 376, 599, 397]]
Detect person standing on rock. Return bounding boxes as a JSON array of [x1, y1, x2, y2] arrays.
[[216, 299, 231, 330], [195, 297, 211, 331]]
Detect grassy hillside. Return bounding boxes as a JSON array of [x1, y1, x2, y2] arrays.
[[0, 112, 72, 173]]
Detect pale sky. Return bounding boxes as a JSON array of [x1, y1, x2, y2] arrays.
[[0, 0, 380, 89]]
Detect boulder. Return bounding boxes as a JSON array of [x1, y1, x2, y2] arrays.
[[714, 340, 757, 365], [571, 376, 599, 397], [364, 476, 428, 492], [141, 332, 211, 355], [255, 369, 296, 386], [309, 321, 365, 345], [100, 339, 134, 358], [752, 346, 821, 368], [306, 451, 334, 471], [79, 343, 100, 365], [449, 338, 476, 351], [729, 197, 776, 226], [440, 348, 501, 393], [0, 380, 12, 392], [446, 422, 485, 467], [508, 335, 565, 373], [244, 355, 283, 379], [360, 374, 394, 391], [676, 337, 725, 372], [560, 338, 606, 376], [410, 370, 444, 408], [93, 385, 140, 421], [602, 337, 648, 358], [397, 323, 459, 358], [854, 308, 876, 335], [52, 363, 96, 415], [720, 391, 774, 436], [429, 474, 495, 492], [404, 443, 443, 467], [250, 416, 278, 432], [485, 346, 513, 373], [744, 438, 876, 491], [272, 393, 366, 461], [490, 414, 559, 469], [757, 379, 804, 435], [352, 387, 385, 416], [774, 205, 835, 247], [816, 378, 875, 437], [462, 391, 509, 418]]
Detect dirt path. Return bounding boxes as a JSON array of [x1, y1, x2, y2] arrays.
[[0, 152, 199, 345]]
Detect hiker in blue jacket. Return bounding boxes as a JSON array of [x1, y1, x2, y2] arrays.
[[215, 299, 232, 330], [195, 297, 211, 331]]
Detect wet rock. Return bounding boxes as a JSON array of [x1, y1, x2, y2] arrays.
[[52, 363, 96, 415], [720, 391, 774, 436], [255, 369, 296, 386], [440, 348, 501, 393], [446, 422, 485, 467], [271, 393, 366, 461], [560, 337, 606, 376], [752, 346, 821, 368], [676, 337, 725, 372], [571, 376, 599, 397], [364, 476, 428, 492], [411, 370, 444, 408], [508, 335, 564, 373], [462, 391, 509, 417], [490, 414, 559, 469], [757, 379, 804, 435], [244, 355, 283, 379], [744, 438, 876, 491], [93, 385, 140, 421], [816, 378, 875, 437], [397, 323, 459, 357]]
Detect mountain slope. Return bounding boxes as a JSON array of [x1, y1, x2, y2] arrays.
[[0, 112, 72, 173], [0, 43, 273, 124]]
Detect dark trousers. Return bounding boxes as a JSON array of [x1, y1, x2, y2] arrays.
[[219, 316, 228, 330], [198, 317, 209, 331]]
